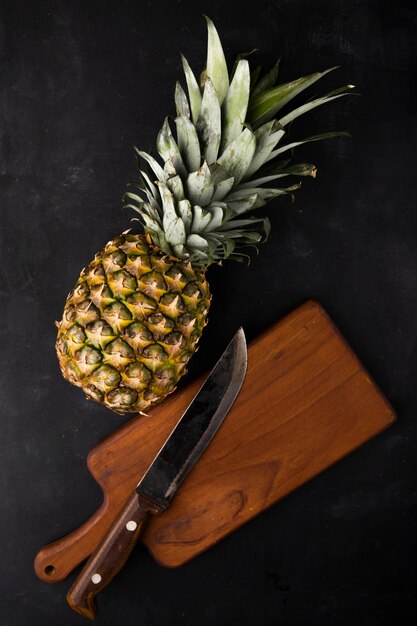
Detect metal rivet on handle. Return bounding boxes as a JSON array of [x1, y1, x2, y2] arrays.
[[126, 520, 137, 531], [91, 573, 102, 584]]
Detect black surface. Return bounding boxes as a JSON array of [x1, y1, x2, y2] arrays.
[[0, 0, 416, 624]]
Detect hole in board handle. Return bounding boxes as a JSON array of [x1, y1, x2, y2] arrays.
[[44, 565, 55, 576]]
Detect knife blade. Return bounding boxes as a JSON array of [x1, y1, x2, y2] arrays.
[[66, 328, 247, 619]]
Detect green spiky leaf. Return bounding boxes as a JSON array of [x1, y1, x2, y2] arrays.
[[177, 199, 193, 233], [175, 82, 191, 118], [175, 116, 201, 172], [159, 183, 186, 246], [186, 161, 214, 206], [181, 55, 202, 124], [197, 78, 221, 163], [238, 163, 317, 188], [225, 193, 258, 215], [167, 174, 185, 201], [135, 149, 167, 183], [227, 185, 299, 208], [139, 169, 159, 198], [205, 205, 224, 231], [191, 205, 212, 233], [266, 131, 351, 162], [221, 59, 251, 152], [279, 85, 355, 127], [219, 216, 269, 230], [250, 65, 263, 92], [243, 120, 285, 179], [128, 18, 354, 267], [247, 67, 339, 128], [157, 118, 186, 177], [230, 49, 257, 80], [205, 16, 229, 103], [212, 176, 235, 201], [216, 127, 256, 184], [187, 233, 209, 249], [251, 58, 280, 98]]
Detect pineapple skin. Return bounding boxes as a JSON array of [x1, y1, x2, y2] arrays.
[[56, 233, 211, 414]]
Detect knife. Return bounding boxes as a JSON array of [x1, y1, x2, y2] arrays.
[[66, 327, 247, 619]]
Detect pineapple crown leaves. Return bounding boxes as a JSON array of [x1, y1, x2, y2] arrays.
[[124, 16, 356, 267]]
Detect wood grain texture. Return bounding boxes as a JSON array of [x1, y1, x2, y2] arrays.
[[34, 301, 395, 581]]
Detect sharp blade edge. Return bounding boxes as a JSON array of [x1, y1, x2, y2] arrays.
[[136, 328, 247, 509]]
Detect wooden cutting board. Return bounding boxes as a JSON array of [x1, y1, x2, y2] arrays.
[[35, 300, 395, 583]]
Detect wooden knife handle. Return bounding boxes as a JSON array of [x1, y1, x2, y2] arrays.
[[66, 492, 161, 620]]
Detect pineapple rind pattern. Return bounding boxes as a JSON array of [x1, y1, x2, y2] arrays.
[[56, 233, 210, 413]]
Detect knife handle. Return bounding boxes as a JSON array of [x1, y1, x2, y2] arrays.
[[66, 492, 162, 620]]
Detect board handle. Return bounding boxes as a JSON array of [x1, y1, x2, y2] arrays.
[[67, 492, 161, 620], [34, 498, 115, 583]]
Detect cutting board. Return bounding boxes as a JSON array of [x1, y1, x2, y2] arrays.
[[35, 300, 395, 583]]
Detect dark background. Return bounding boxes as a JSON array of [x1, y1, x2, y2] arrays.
[[1, 0, 416, 624]]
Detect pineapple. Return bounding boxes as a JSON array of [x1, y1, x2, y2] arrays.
[[56, 17, 354, 414], [57, 233, 210, 413]]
